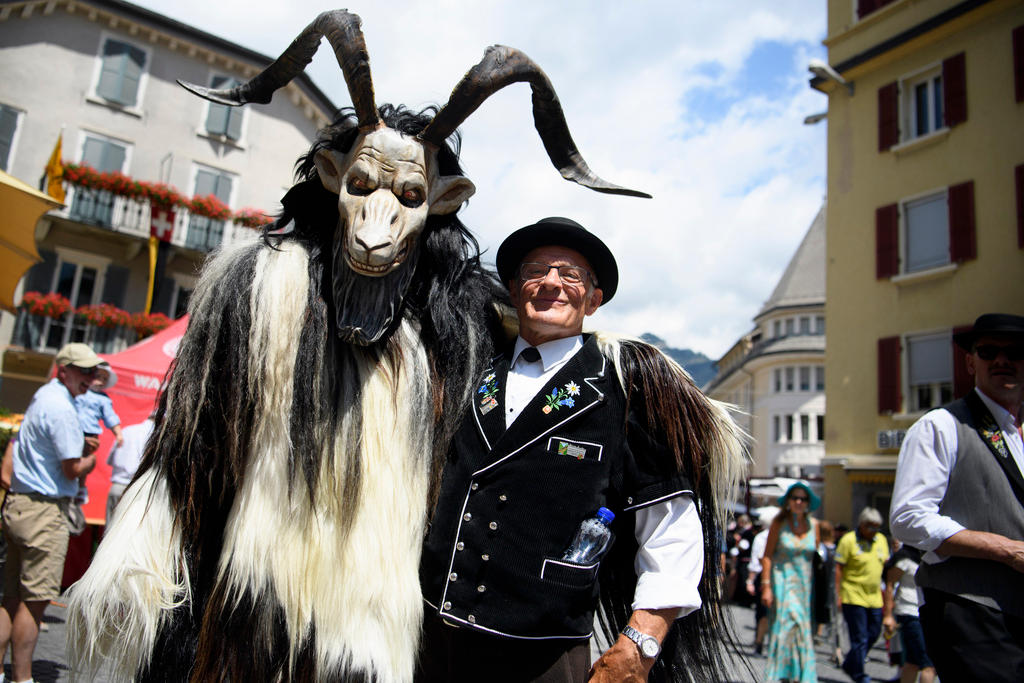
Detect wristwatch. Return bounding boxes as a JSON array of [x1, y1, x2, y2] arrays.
[[622, 625, 661, 659]]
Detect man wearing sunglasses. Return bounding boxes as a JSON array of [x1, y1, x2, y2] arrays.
[[419, 217, 741, 682], [891, 313, 1024, 682], [0, 342, 103, 683]]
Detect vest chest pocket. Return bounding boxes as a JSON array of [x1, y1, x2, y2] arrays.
[[546, 436, 603, 462], [540, 557, 600, 588]]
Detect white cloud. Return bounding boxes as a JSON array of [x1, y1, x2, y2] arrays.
[[133, 0, 827, 358]]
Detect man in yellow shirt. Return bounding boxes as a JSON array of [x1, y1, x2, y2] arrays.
[[835, 507, 890, 683]]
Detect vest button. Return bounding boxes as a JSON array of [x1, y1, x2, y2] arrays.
[[471, 482, 479, 491], [468, 615, 476, 624], [443, 601, 452, 610], [449, 572, 458, 581], [477, 584, 486, 593], [499, 494, 508, 502], [456, 541, 465, 551], [481, 554, 490, 561], [463, 513, 472, 521], [488, 521, 498, 531]]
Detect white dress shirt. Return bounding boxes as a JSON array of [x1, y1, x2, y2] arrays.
[[506, 336, 703, 616], [890, 388, 1024, 564]]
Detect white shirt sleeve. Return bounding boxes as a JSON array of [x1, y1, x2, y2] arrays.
[[631, 494, 703, 617], [748, 529, 768, 575], [890, 409, 966, 561]]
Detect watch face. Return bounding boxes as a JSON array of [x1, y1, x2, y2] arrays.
[[641, 638, 660, 657]]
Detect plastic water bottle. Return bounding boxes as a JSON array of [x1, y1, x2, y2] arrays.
[[560, 507, 615, 563]]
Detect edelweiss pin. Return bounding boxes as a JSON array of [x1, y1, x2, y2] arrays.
[[478, 373, 499, 415], [542, 380, 581, 414]]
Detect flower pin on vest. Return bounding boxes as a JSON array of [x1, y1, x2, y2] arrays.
[[980, 414, 1009, 459], [542, 381, 581, 414], [478, 373, 499, 415]]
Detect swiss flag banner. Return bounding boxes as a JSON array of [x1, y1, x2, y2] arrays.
[[150, 206, 176, 242]]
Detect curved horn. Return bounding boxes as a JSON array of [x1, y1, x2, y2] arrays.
[[419, 46, 651, 199], [177, 10, 380, 130]]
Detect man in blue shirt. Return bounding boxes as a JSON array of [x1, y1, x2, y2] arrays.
[[0, 343, 102, 683]]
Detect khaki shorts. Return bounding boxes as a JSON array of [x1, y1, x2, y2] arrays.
[[2, 492, 71, 601]]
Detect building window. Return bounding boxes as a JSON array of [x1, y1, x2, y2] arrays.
[[785, 367, 794, 392], [799, 317, 811, 335], [903, 191, 949, 273], [0, 104, 21, 172], [908, 332, 953, 412], [857, 0, 897, 20], [903, 68, 943, 140], [785, 318, 795, 337], [70, 133, 131, 226], [815, 366, 825, 391], [773, 368, 782, 393], [816, 415, 825, 442], [815, 315, 825, 335], [878, 53, 967, 152], [784, 415, 793, 442], [95, 37, 148, 108], [799, 366, 811, 391], [800, 415, 810, 442], [187, 165, 235, 251], [876, 182, 976, 278], [204, 75, 244, 141], [773, 415, 780, 443], [773, 320, 781, 339]]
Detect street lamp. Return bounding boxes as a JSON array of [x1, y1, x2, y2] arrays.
[[808, 58, 854, 95]]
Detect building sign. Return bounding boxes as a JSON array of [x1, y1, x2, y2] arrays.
[[877, 429, 907, 450]]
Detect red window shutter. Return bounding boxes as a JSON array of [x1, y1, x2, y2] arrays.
[[948, 181, 976, 262], [878, 336, 901, 414], [878, 82, 899, 151], [858, 0, 877, 19], [952, 326, 973, 399], [943, 52, 967, 127], [1014, 26, 1024, 103], [876, 203, 899, 278], [1016, 164, 1024, 249]]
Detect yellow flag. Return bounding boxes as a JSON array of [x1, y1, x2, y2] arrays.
[[44, 133, 65, 203], [144, 235, 157, 314]]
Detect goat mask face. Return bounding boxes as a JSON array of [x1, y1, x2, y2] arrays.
[[314, 127, 474, 344], [315, 128, 475, 278]]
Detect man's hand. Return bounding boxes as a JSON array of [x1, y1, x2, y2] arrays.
[[588, 635, 652, 682], [937, 530, 1024, 573], [83, 435, 100, 456], [882, 614, 896, 638]]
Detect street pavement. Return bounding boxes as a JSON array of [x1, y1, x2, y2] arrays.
[[9, 597, 902, 682]]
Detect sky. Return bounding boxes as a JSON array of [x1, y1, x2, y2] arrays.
[[132, 0, 828, 359]]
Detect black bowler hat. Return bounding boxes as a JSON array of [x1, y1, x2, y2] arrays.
[[953, 313, 1024, 350], [495, 217, 618, 303]]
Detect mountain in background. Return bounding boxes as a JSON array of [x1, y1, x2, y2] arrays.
[[640, 333, 716, 388]]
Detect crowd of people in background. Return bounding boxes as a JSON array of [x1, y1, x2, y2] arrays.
[[723, 499, 926, 683]]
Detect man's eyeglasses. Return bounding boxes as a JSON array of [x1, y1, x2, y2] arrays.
[[518, 262, 593, 287], [71, 365, 98, 376], [974, 344, 1024, 362]]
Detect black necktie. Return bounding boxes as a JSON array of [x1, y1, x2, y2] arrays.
[[519, 346, 541, 364]]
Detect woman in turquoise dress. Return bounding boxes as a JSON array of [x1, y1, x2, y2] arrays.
[[760, 482, 821, 682]]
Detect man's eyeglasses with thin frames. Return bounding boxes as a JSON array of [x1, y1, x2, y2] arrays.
[[518, 262, 594, 287]]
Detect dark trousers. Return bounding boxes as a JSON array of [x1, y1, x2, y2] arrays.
[[841, 603, 882, 683], [919, 588, 1024, 683], [415, 612, 591, 683]]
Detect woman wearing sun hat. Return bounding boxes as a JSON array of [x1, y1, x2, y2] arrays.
[[761, 482, 821, 682]]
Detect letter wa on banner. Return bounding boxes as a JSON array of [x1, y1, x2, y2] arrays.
[[150, 206, 175, 242]]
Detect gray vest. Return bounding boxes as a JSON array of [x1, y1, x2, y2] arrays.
[[915, 393, 1024, 617]]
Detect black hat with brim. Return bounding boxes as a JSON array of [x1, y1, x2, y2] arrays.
[[953, 313, 1024, 350], [495, 217, 618, 303]]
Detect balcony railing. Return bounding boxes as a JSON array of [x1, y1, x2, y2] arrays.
[[11, 310, 136, 355], [58, 185, 244, 254]]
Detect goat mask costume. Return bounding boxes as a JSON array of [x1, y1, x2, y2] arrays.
[[67, 10, 747, 683]]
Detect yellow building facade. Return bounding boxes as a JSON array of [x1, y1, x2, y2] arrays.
[[817, 0, 1024, 525]]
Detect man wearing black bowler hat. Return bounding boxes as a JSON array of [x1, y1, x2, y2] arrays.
[[891, 313, 1024, 682], [418, 217, 745, 682]]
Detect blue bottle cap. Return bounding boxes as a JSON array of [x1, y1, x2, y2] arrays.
[[596, 507, 615, 524]]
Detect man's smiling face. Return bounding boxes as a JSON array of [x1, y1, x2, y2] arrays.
[[967, 333, 1024, 407], [510, 245, 603, 346]]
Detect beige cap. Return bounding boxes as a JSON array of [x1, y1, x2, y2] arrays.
[[55, 342, 103, 368]]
